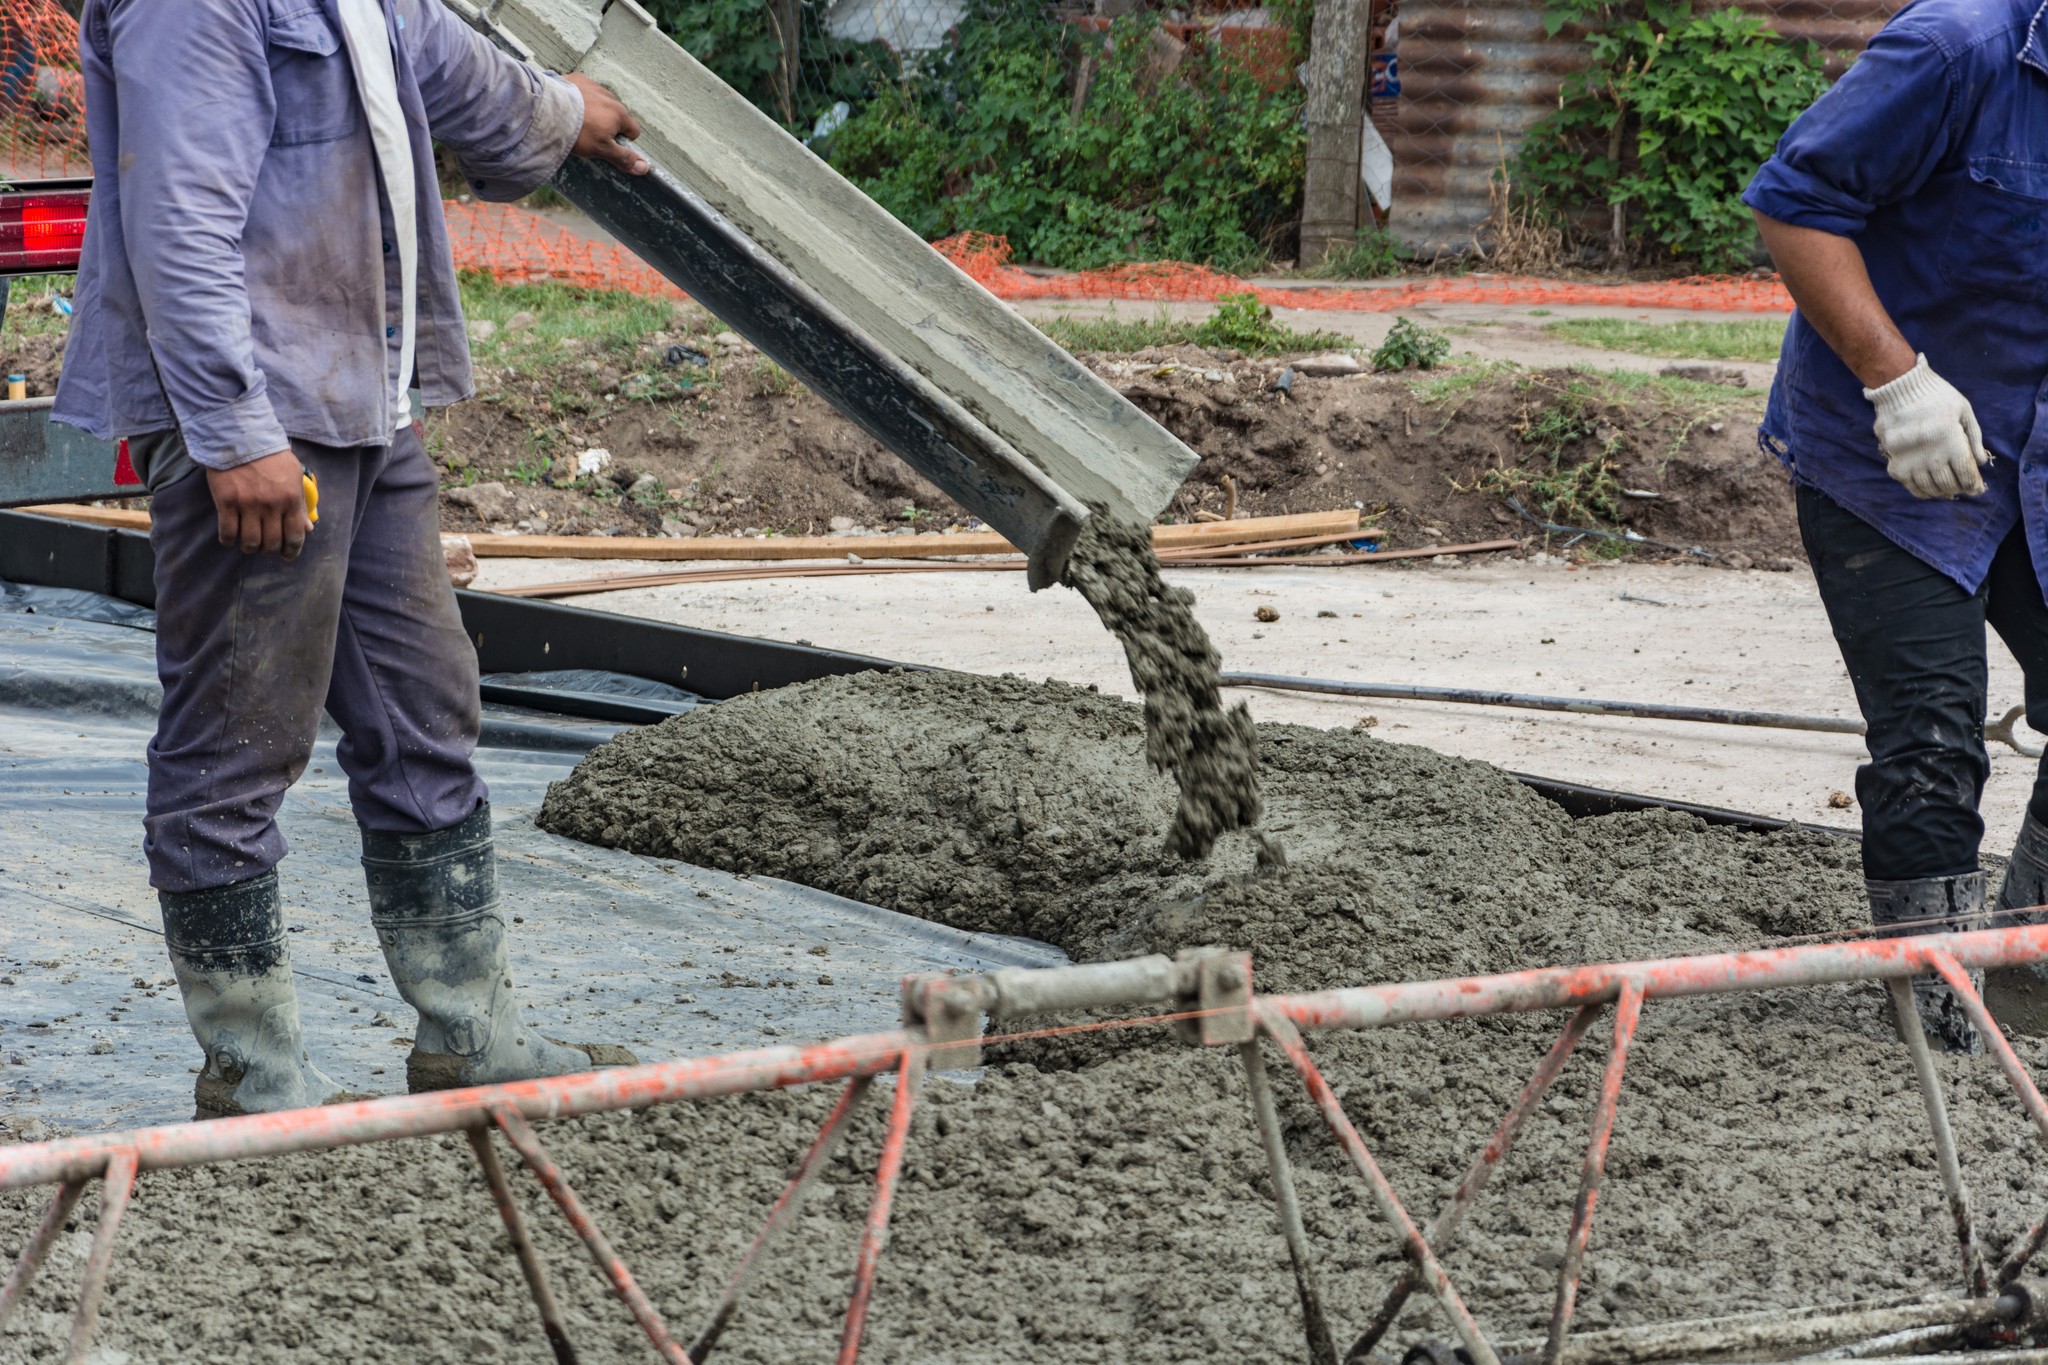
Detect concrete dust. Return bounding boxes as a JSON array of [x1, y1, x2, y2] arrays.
[[1060, 512, 1262, 859], [13, 671, 2048, 1362]]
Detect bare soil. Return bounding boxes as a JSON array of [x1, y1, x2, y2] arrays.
[[10, 330, 1790, 564]]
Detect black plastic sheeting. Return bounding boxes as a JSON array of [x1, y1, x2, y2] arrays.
[[0, 596, 1065, 1135]]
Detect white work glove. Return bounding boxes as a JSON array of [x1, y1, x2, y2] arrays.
[[1864, 355, 1989, 500]]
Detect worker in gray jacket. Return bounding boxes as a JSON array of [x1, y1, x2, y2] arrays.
[[52, 0, 650, 1115]]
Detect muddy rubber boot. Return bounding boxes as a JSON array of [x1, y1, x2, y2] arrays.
[[161, 871, 343, 1119], [1986, 814, 2048, 1034], [364, 804, 636, 1092], [1868, 870, 1988, 1054]]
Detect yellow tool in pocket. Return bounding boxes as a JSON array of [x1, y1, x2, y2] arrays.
[[302, 470, 319, 527]]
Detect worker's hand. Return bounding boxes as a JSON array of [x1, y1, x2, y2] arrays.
[[1864, 355, 1990, 500], [206, 449, 312, 561], [566, 74, 649, 176]]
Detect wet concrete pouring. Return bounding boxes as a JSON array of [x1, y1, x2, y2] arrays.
[[9, 534, 2048, 1364]]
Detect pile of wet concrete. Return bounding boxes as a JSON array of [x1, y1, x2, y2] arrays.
[[8, 669, 2045, 1364]]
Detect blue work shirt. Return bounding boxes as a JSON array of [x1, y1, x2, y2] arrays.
[[52, 0, 582, 469], [1743, 0, 2048, 599]]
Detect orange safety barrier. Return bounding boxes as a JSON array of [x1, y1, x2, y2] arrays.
[[931, 229, 1796, 315], [442, 198, 687, 301], [0, 0, 90, 182]]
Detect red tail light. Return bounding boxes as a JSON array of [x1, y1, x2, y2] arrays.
[[0, 180, 89, 275]]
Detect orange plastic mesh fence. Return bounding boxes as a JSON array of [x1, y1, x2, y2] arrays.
[[0, 0, 89, 181], [436, 214, 1792, 315], [930, 230, 1794, 316], [442, 199, 686, 300]]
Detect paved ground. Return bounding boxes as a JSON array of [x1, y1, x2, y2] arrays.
[[471, 553, 2046, 858]]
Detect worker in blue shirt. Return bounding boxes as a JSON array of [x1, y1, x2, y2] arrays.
[[1743, 0, 2048, 1052]]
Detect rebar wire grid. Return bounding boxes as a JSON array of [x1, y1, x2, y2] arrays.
[[12, 930, 2048, 1363]]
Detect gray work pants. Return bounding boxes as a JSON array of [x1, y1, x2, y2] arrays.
[[139, 424, 486, 893]]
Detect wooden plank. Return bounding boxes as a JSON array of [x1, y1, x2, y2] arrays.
[[1171, 539, 1519, 566], [461, 510, 1359, 561], [18, 503, 149, 530], [18, 504, 1364, 561]]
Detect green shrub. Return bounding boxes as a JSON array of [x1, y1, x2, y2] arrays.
[[1517, 0, 1829, 272], [642, 0, 887, 132], [1370, 317, 1450, 371], [825, 8, 1306, 270]]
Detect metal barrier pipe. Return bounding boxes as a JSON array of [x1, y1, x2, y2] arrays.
[[0, 1028, 918, 1192], [1273, 925, 2048, 1033]]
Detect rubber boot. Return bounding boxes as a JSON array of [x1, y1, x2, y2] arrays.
[[1867, 870, 1987, 1054], [363, 804, 636, 1092], [161, 871, 343, 1118], [1986, 813, 2048, 1034]]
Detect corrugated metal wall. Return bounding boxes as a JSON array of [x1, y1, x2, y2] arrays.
[[1383, 0, 1900, 253]]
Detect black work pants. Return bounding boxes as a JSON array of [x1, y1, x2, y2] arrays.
[[1799, 484, 2048, 881]]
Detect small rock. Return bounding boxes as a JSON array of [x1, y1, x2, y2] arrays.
[[504, 310, 537, 334], [1660, 361, 1746, 387], [444, 480, 517, 523], [441, 535, 478, 588], [711, 331, 744, 349], [577, 447, 612, 477], [1254, 605, 1280, 623], [1828, 790, 1855, 809], [1721, 550, 1755, 571], [89, 1038, 114, 1056], [828, 515, 857, 533], [659, 518, 695, 539], [1292, 351, 1363, 377], [466, 319, 497, 344], [626, 472, 661, 499], [1317, 609, 1338, 618]]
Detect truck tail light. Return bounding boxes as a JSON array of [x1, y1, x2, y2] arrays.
[[0, 181, 89, 275]]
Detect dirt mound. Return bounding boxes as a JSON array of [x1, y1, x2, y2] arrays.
[[10, 670, 2047, 1363], [12, 317, 1788, 562], [423, 350, 1788, 560]]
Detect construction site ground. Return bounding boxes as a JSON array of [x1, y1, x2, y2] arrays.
[[19, 283, 2048, 1364]]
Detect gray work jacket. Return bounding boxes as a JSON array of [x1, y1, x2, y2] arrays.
[[53, 0, 583, 468]]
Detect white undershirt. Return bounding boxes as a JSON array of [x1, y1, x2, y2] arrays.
[[334, 0, 417, 433]]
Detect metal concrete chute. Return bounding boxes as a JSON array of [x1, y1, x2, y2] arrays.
[[454, 0, 1202, 588]]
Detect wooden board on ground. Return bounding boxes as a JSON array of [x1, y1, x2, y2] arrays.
[[458, 511, 1360, 561], [15, 505, 1366, 564]]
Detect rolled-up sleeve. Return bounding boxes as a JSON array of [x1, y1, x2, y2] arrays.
[[1743, 23, 1959, 237], [399, 0, 583, 203], [108, 0, 288, 469]]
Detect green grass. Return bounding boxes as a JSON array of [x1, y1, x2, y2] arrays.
[[457, 270, 683, 376], [1302, 229, 1407, 281], [1410, 359, 1522, 406], [1038, 296, 1353, 357], [4, 275, 75, 337], [1037, 311, 1352, 357], [1543, 317, 1786, 363]]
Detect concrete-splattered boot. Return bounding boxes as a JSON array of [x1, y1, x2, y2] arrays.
[[1868, 871, 1988, 1054], [364, 804, 635, 1092], [161, 871, 343, 1118], [1986, 814, 2048, 1034]]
